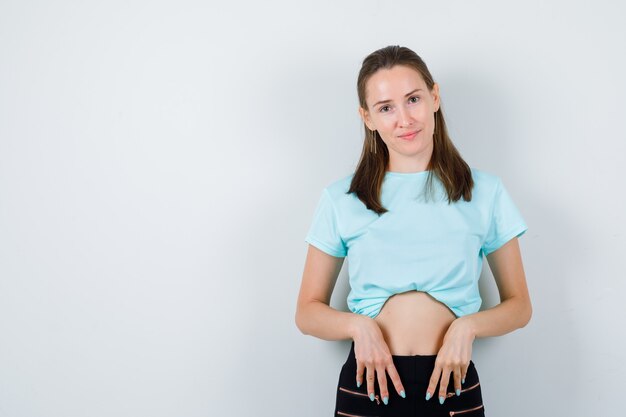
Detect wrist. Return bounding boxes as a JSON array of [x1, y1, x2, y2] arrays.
[[454, 315, 477, 340], [347, 312, 371, 340]]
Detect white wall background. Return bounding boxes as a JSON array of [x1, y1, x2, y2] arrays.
[[1, 1, 624, 416]]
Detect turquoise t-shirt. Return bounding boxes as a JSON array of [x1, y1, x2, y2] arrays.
[[304, 167, 528, 319]]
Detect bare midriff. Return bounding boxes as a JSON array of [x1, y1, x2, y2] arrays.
[[373, 290, 457, 355]]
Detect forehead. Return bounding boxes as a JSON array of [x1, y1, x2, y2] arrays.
[[366, 65, 427, 100]]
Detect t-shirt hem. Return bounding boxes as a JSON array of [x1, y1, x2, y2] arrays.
[[482, 223, 528, 255], [304, 236, 346, 258], [351, 291, 481, 320]]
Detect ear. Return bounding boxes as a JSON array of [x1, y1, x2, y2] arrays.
[[431, 83, 441, 113], [358, 106, 375, 131]]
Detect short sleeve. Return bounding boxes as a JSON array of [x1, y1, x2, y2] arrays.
[[481, 178, 528, 256], [304, 188, 347, 258]]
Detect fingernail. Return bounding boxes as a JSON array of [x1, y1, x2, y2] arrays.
[[462, 378, 465, 384], [356, 381, 361, 388], [369, 393, 375, 401], [400, 390, 406, 398], [439, 396, 445, 404], [425, 392, 431, 401], [383, 396, 389, 405], [456, 388, 461, 396]]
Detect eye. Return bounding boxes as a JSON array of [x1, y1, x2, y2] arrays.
[[379, 105, 391, 113], [409, 96, 420, 103]]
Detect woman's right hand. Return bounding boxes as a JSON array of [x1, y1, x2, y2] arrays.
[[351, 315, 406, 405]]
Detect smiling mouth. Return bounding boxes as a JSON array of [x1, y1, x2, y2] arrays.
[[399, 130, 420, 138]]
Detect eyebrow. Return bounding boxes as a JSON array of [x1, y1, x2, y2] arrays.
[[372, 89, 424, 108]]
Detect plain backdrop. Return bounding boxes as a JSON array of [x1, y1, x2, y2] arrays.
[[1, 1, 625, 416]]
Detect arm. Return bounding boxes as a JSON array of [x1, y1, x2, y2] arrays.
[[295, 244, 364, 340], [457, 236, 533, 338], [425, 236, 532, 403], [295, 244, 407, 401]]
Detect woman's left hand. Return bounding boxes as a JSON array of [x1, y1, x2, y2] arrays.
[[425, 317, 476, 405]]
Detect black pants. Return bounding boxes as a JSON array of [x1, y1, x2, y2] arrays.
[[334, 341, 485, 417]]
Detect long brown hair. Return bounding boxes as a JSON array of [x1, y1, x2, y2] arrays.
[[348, 45, 474, 214]]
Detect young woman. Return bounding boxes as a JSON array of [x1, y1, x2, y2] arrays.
[[295, 45, 531, 417]]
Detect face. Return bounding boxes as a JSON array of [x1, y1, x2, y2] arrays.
[[359, 65, 440, 171]]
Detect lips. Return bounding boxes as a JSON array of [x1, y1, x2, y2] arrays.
[[398, 130, 420, 139]]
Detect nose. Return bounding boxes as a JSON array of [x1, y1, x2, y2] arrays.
[[397, 107, 414, 128]]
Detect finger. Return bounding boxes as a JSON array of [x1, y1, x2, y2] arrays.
[[461, 362, 470, 385], [425, 365, 441, 401], [377, 365, 389, 405], [356, 360, 365, 388], [385, 362, 406, 399], [453, 365, 462, 396], [438, 366, 452, 404], [366, 366, 376, 402]]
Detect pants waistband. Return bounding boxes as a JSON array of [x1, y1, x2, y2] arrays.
[[344, 340, 475, 385]]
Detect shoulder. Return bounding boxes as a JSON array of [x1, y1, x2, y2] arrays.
[[322, 172, 355, 200], [470, 166, 500, 185], [470, 167, 502, 192], [318, 172, 363, 216], [468, 167, 504, 203]]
